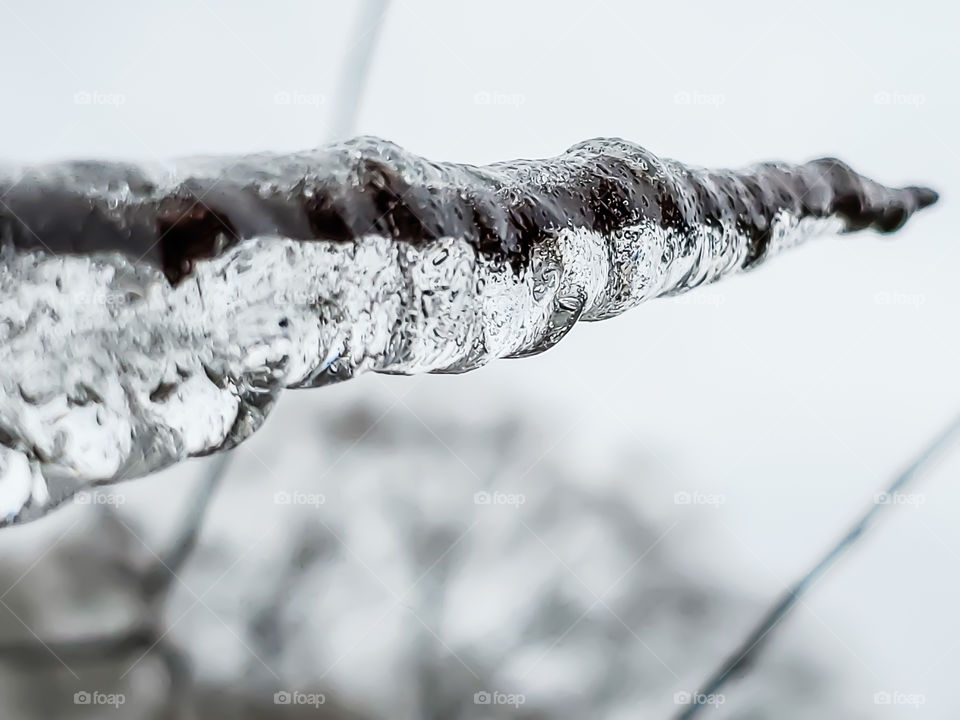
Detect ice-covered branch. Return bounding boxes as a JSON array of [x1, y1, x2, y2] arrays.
[[0, 137, 937, 525]]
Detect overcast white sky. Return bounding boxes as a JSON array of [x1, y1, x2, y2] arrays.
[[1, 0, 958, 715]]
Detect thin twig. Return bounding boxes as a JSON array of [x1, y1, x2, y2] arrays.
[[676, 412, 960, 719], [327, 0, 390, 141], [142, 450, 234, 598]]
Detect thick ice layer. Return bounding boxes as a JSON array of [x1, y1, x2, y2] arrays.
[[0, 137, 937, 525]]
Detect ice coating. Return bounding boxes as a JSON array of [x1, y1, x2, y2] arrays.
[[0, 137, 938, 526]]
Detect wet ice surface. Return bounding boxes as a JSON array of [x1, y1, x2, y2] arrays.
[[0, 137, 934, 525], [0, 217, 842, 526]]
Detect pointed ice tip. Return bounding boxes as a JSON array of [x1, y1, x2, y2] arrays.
[[908, 185, 939, 210]]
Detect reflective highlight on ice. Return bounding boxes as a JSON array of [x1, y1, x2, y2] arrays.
[[0, 214, 840, 524]]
